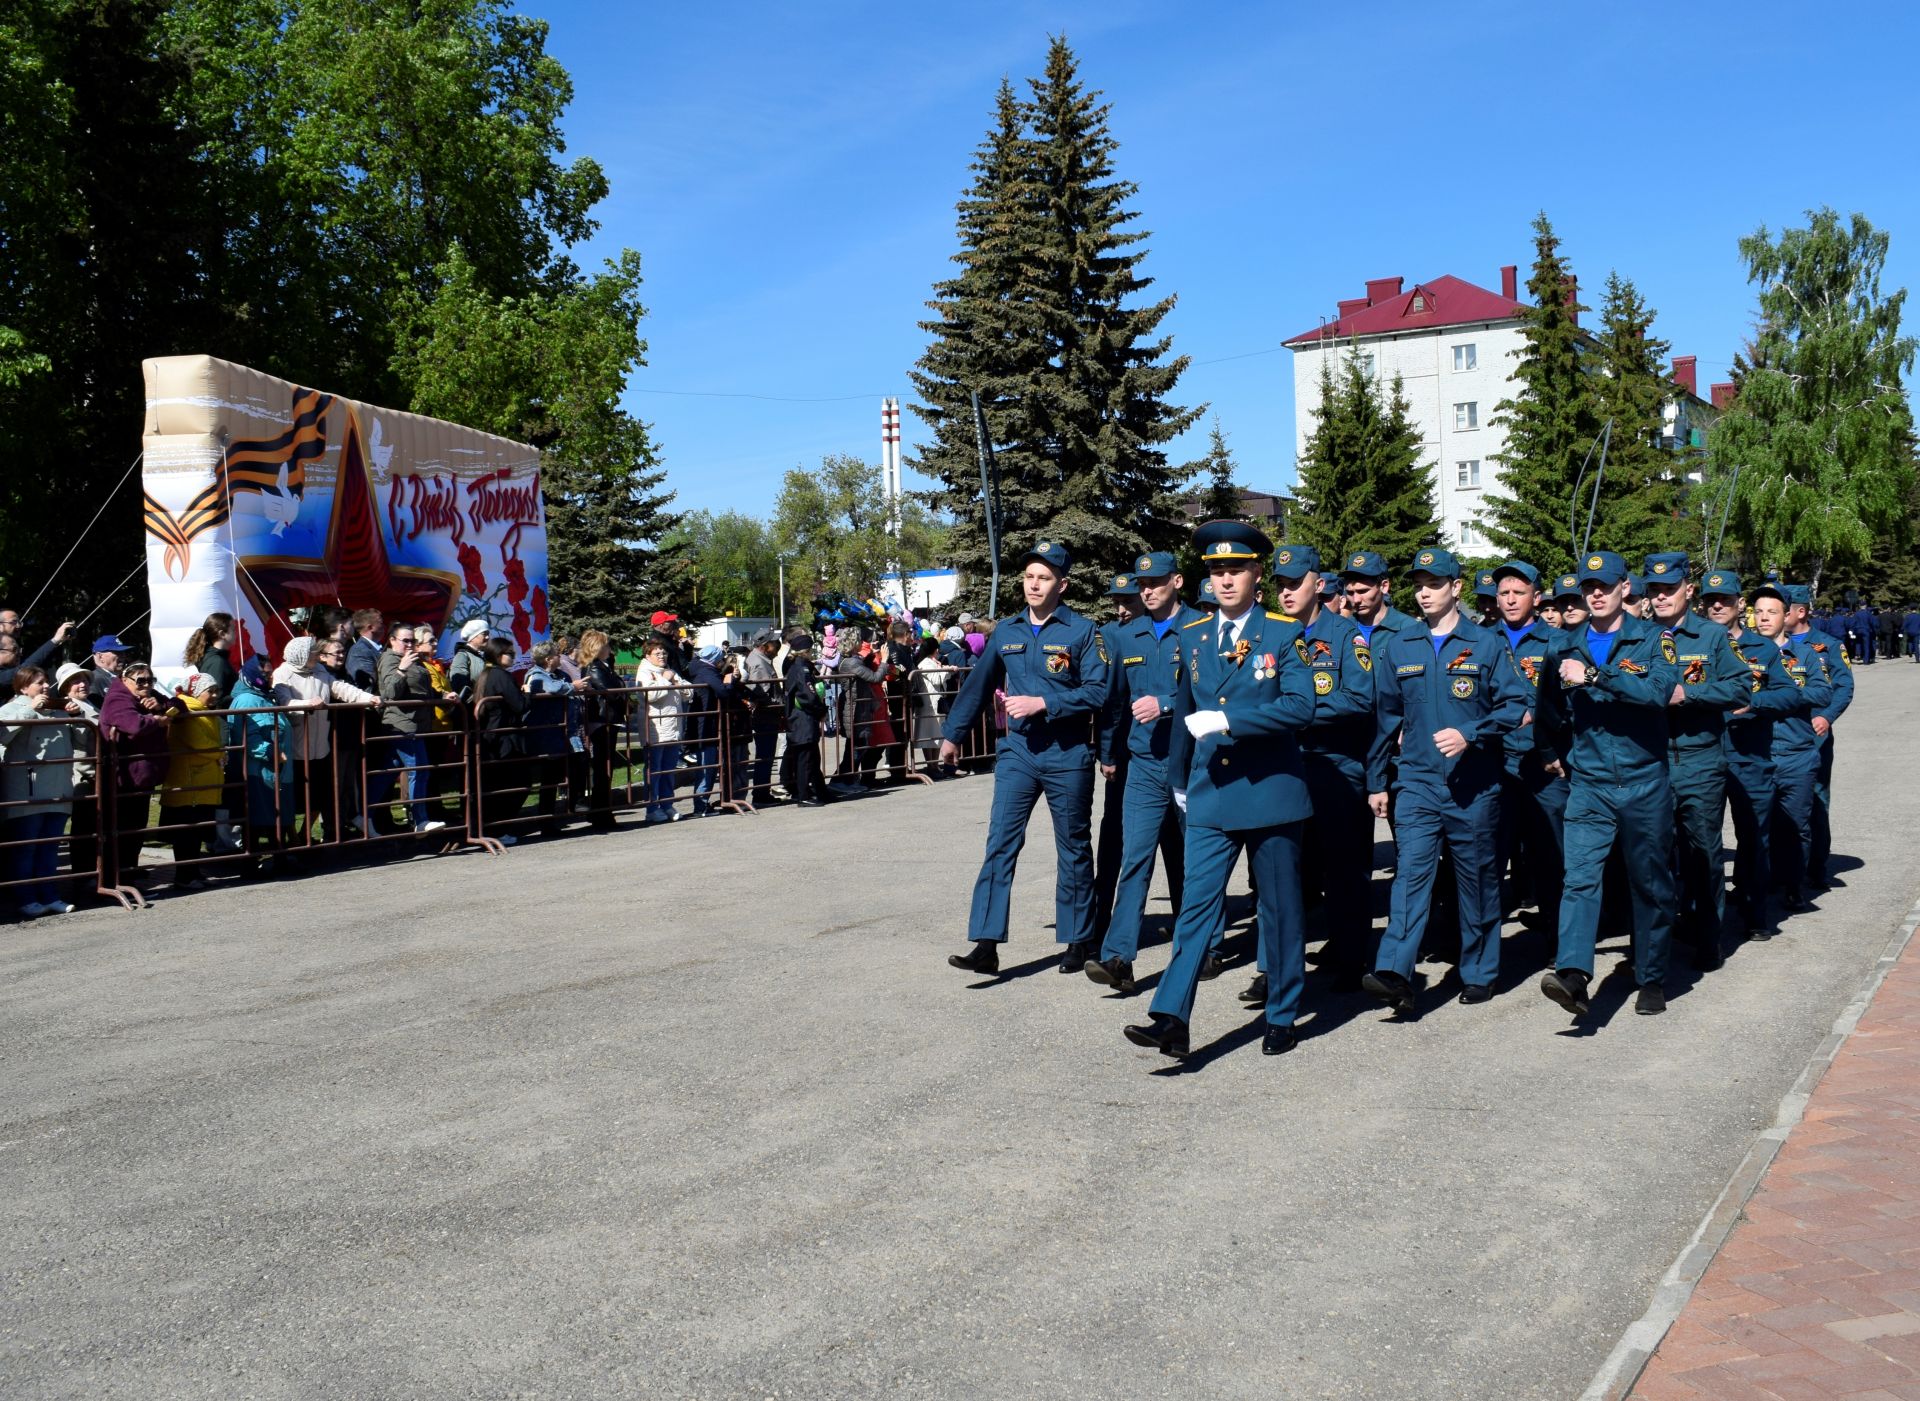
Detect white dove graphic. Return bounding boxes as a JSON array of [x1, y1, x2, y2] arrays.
[[262, 463, 300, 537]]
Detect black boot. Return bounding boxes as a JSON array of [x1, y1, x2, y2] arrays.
[[1085, 957, 1137, 994], [1123, 1013, 1190, 1058], [1540, 968, 1591, 1016], [947, 942, 1000, 974]]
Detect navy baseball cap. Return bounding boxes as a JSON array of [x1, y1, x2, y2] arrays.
[[1192, 519, 1266, 563], [1626, 573, 1647, 596], [1577, 551, 1630, 587], [1474, 569, 1497, 598], [1105, 571, 1138, 598], [1644, 552, 1690, 582], [1781, 583, 1812, 608], [1130, 550, 1178, 578], [1750, 583, 1787, 607], [1551, 573, 1584, 602], [1492, 559, 1540, 586], [1318, 574, 1341, 599], [1340, 550, 1390, 580], [1021, 538, 1071, 573], [1407, 546, 1462, 581], [1195, 576, 1220, 608], [91, 634, 133, 653], [1269, 543, 1322, 579], [1699, 570, 1743, 598]]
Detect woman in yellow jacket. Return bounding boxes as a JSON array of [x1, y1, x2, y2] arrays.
[[161, 672, 226, 890]]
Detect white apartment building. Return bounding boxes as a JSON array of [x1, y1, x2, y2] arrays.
[[1285, 269, 1725, 556]]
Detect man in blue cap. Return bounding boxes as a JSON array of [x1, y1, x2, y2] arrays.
[[1091, 571, 1142, 946], [1194, 576, 1220, 612], [1490, 559, 1568, 944], [1269, 542, 1376, 993], [1086, 552, 1206, 993], [1340, 551, 1417, 650], [941, 539, 1109, 975], [1645, 552, 1752, 969], [1473, 569, 1499, 626], [1786, 586, 1851, 893], [1362, 548, 1529, 1013], [1535, 550, 1682, 1018], [1551, 574, 1588, 632], [1767, 584, 1841, 910], [1700, 572, 1809, 940], [1625, 573, 1649, 620], [1318, 573, 1348, 619], [87, 633, 135, 705], [1124, 519, 1315, 1058]]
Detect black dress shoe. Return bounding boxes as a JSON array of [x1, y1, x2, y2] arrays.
[[1748, 923, 1776, 942], [1198, 951, 1228, 981], [1237, 973, 1268, 1004], [948, 942, 1000, 974], [1085, 957, 1137, 993], [1361, 969, 1416, 1016], [1123, 1013, 1190, 1058], [1262, 1025, 1297, 1056], [1060, 940, 1096, 973], [1457, 983, 1494, 1005], [1635, 985, 1667, 1015], [1540, 968, 1591, 1016]]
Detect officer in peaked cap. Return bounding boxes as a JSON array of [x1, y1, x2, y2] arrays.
[[1091, 571, 1143, 943], [1086, 550, 1208, 993], [1534, 550, 1682, 1019], [1340, 550, 1417, 650], [1363, 548, 1528, 1014], [1643, 552, 1750, 969], [1125, 520, 1315, 1059], [1268, 543, 1377, 994], [1490, 558, 1570, 949], [941, 538, 1109, 976], [1699, 571, 1809, 940], [1784, 584, 1851, 896]]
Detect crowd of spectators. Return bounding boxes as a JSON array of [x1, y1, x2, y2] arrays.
[[0, 599, 997, 918]]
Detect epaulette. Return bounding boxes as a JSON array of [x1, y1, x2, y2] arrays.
[[1182, 616, 1210, 629], [1266, 610, 1290, 621]]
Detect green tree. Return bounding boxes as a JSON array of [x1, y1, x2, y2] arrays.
[[1710, 209, 1917, 592], [1482, 212, 1600, 575], [773, 454, 945, 605], [663, 510, 780, 620], [1194, 417, 1244, 520], [391, 245, 684, 643], [1582, 271, 1691, 562], [1291, 349, 1444, 574], [910, 38, 1200, 615]]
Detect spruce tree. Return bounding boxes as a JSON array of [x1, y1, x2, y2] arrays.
[[1292, 350, 1444, 574], [1195, 417, 1244, 520], [1482, 212, 1600, 576], [1585, 271, 1690, 562]]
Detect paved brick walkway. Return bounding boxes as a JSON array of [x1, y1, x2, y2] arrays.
[[1631, 923, 1920, 1400]]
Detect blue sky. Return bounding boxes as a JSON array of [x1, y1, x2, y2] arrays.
[[534, 0, 1920, 517]]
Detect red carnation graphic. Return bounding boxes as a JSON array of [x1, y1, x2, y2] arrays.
[[511, 604, 533, 652], [504, 556, 528, 607], [530, 585, 549, 633], [457, 542, 486, 595]]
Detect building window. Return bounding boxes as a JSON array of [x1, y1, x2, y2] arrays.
[[1453, 343, 1477, 371], [1454, 401, 1478, 430], [1459, 517, 1484, 548], [1456, 459, 1481, 488], [1358, 353, 1375, 379]]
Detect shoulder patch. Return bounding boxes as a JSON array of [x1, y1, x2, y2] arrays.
[[1266, 610, 1288, 621], [1353, 636, 1372, 672], [1182, 616, 1210, 630], [1660, 631, 1678, 665]]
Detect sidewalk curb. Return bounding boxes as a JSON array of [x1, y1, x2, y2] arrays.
[[1582, 892, 1920, 1401]]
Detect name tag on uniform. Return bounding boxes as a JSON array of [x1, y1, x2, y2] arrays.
[[999, 643, 1026, 653], [1396, 663, 1425, 676], [1122, 656, 1145, 665], [1042, 644, 1069, 653]]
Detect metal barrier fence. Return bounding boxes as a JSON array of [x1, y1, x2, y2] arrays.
[[2, 664, 1019, 918]]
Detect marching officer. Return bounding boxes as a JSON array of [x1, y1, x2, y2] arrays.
[[1125, 520, 1315, 1059], [1699, 571, 1808, 941], [941, 540, 1108, 976], [1787, 586, 1851, 893], [1473, 569, 1500, 626], [1341, 551, 1417, 649], [1760, 585, 1835, 911], [1363, 548, 1528, 1013], [1092, 572, 1141, 940], [1535, 550, 1682, 1019], [1271, 543, 1376, 991], [1643, 552, 1751, 970], [1086, 552, 1207, 993], [1491, 559, 1568, 945]]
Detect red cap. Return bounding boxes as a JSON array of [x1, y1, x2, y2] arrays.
[[650, 610, 678, 629]]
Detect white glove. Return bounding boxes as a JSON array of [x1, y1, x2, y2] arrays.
[[1183, 709, 1229, 739], [1173, 790, 1187, 812]]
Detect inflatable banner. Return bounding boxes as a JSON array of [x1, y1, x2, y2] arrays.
[[140, 355, 549, 681]]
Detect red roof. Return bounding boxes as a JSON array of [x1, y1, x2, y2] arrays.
[[1284, 273, 1527, 347]]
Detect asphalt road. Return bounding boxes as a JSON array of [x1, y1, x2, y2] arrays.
[[4, 662, 1917, 1399]]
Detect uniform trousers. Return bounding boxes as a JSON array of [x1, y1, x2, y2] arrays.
[[1375, 785, 1502, 988], [1724, 755, 1775, 928], [1771, 751, 1819, 896], [1500, 765, 1567, 936], [1092, 755, 1128, 936], [1555, 774, 1676, 987], [963, 745, 1095, 946], [1811, 734, 1836, 885], [1149, 820, 1305, 1029], [1670, 750, 1728, 948], [1098, 757, 1186, 962], [1302, 751, 1374, 973]]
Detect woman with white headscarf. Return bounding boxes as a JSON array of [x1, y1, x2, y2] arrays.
[[272, 635, 377, 846]]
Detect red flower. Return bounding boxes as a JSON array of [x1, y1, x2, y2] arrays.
[[530, 585, 549, 633], [503, 556, 528, 607], [457, 542, 486, 595], [511, 604, 532, 652]]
